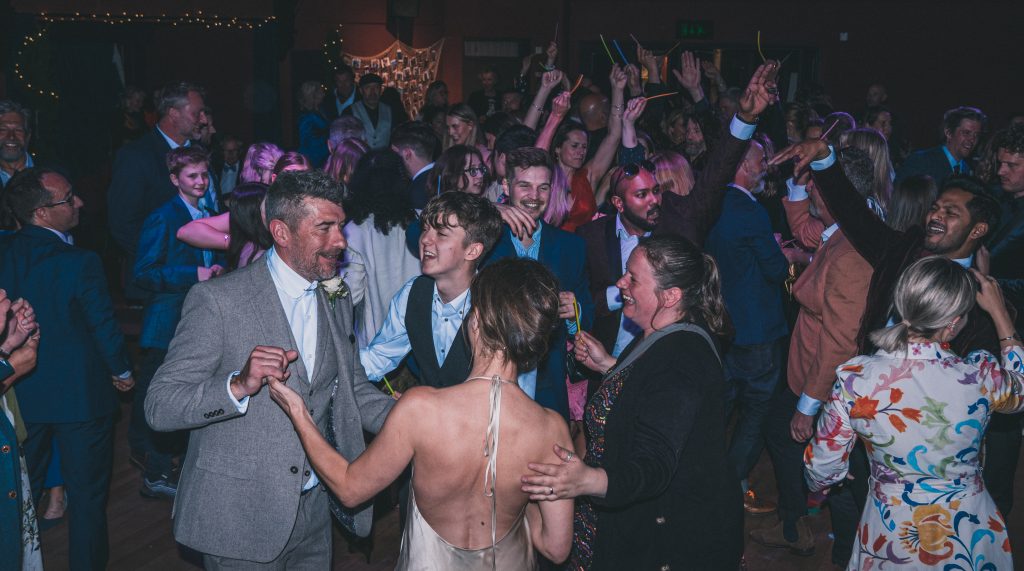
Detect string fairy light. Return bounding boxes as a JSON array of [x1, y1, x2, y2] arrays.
[[35, 11, 276, 30]]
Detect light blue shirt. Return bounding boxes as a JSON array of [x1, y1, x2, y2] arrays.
[[359, 277, 537, 398], [0, 153, 32, 187], [608, 214, 647, 357], [511, 224, 543, 261], [156, 126, 190, 150], [941, 145, 968, 174], [228, 248, 320, 490], [180, 196, 213, 268]]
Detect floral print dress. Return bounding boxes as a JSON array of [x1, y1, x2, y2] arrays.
[[805, 342, 1024, 570]]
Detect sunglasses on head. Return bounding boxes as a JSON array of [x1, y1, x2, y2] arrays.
[[611, 160, 657, 192]]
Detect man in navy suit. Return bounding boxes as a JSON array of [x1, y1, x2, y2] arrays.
[[391, 121, 439, 209], [132, 147, 224, 499], [896, 106, 986, 185], [483, 147, 593, 418], [0, 168, 134, 570], [705, 137, 791, 506], [107, 82, 207, 295]]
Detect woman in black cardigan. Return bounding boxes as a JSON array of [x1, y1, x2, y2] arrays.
[[522, 236, 743, 570]]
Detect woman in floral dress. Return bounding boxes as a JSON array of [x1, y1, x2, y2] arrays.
[[806, 257, 1024, 570]]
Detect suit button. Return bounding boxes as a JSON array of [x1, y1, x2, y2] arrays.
[[308, 409, 314, 416], [217, 408, 224, 414], [203, 413, 210, 419], [7, 490, 15, 499], [660, 565, 670, 571], [304, 470, 310, 477], [290, 466, 299, 474], [0, 445, 10, 453], [349, 334, 356, 344], [655, 516, 666, 525]]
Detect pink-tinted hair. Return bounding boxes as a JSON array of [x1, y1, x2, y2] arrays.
[[240, 142, 283, 184]]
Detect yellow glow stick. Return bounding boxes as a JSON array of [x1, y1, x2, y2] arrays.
[[381, 375, 396, 396], [573, 300, 581, 334], [756, 30, 766, 62]]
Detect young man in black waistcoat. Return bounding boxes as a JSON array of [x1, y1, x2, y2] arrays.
[[359, 192, 503, 388]]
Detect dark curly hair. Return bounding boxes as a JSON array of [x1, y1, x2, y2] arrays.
[[470, 258, 560, 373], [343, 149, 416, 235]]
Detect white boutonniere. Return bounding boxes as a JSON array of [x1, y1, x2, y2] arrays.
[[319, 276, 349, 308]]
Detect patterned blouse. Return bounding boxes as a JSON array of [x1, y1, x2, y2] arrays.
[[805, 342, 1024, 570], [567, 363, 633, 571]]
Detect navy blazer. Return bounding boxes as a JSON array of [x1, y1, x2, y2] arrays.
[[409, 170, 432, 210], [0, 226, 130, 422], [134, 196, 222, 350], [895, 145, 960, 186], [705, 187, 789, 346], [482, 223, 594, 418], [0, 407, 21, 566], [107, 128, 180, 257]]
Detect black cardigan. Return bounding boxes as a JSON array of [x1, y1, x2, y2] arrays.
[[586, 328, 743, 570]]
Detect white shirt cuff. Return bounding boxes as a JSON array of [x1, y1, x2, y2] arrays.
[[116, 370, 133, 380], [810, 147, 837, 171], [605, 286, 623, 311], [226, 371, 249, 413], [729, 115, 757, 140], [786, 178, 809, 202], [796, 392, 822, 416]]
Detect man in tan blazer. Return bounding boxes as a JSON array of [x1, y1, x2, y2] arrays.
[[753, 148, 875, 561]]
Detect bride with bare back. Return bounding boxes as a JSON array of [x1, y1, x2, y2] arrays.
[[268, 258, 574, 569]]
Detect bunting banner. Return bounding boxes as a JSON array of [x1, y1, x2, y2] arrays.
[[341, 38, 445, 118]]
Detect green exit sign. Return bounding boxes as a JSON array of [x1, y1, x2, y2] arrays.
[[677, 20, 714, 40]]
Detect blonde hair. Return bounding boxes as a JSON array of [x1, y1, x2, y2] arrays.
[[868, 257, 976, 352], [840, 128, 895, 212], [650, 150, 695, 196]]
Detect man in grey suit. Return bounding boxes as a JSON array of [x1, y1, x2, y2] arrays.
[[145, 170, 395, 568]]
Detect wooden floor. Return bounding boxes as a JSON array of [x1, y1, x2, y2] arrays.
[[34, 395, 1024, 570]]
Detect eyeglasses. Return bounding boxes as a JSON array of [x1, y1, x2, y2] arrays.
[[611, 160, 656, 192], [463, 165, 488, 177], [40, 189, 75, 208]]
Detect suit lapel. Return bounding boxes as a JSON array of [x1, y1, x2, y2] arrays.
[[537, 223, 556, 268], [603, 216, 623, 280], [247, 261, 310, 383]]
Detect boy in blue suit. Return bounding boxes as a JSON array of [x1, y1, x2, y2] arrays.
[[484, 147, 593, 419], [132, 147, 223, 498]]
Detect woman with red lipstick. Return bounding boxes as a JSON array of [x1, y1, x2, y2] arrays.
[[522, 236, 743, 570]]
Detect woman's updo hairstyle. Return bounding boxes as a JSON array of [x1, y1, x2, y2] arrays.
[[869, 257, 976, 352], [637, 236, 731, 337], [469, 258, 560, 373]]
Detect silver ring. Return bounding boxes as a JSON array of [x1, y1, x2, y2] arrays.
[[565, 451, 574, 462], [548, 487, 554, 495]]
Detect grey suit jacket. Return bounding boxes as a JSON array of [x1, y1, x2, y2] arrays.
[[145, 258, 394, 562]]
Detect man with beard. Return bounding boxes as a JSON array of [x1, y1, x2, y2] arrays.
[[896, 106, 986, 185], [0, 100, 34, 188], [482, 147, 593, 419], [575, 60, 778, 358], [773, 139, 1010, 551], [344, 74, 392, 150], [146, 170, 395, 568], [706, 138, 791, 520]]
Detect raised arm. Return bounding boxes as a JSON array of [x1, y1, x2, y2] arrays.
[[524, 70, 564, 130], [583, 65, 626, 188], [771, 139, 898, 268], [535, 91, 570, 152], [672, 51, 705, 106], [972, 269, 1024, 413], [682, 61, 778, 246], [176, 212, 231, 250]]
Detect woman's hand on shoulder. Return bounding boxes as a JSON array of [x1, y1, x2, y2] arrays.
[[522, 443, 606, 501]]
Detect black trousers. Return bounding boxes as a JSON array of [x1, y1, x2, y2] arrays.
[[826, 442, 870, 566], [129, 348, 182, 479], [763, 385, 808, 525], [23, 415, 114, 571], [984, 411, 1023, 516]]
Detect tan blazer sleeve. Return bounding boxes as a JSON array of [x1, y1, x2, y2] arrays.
[[782, 197, 825, 252], [802, 247, 873, 402]]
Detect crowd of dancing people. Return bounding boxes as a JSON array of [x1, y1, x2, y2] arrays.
[[1, 38, 1023, 571]]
